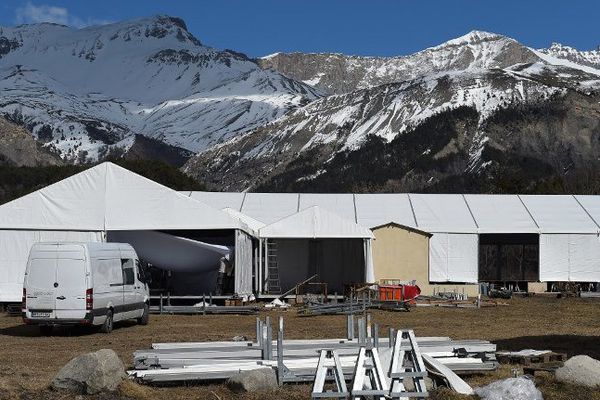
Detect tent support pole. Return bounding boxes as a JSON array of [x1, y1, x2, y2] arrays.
[[258, 239, 263, 294]]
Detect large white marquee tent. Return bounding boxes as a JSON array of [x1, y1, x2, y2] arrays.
[[0, 163, 253, 302], [184, 191, 600, 286]]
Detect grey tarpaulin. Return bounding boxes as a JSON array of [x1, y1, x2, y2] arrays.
[[108, 230, 231, 273], [234, 229, 253, 295]]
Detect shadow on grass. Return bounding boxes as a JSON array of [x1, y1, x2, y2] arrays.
[[0, 320, 138, 338], [494, 335, 600, 359]]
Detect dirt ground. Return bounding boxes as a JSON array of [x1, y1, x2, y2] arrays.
[[1, 296, 600, 399]]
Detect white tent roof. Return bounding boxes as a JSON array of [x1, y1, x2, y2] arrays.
[[0, 162, 245, 231], [259, 206, 373, 239], [355, 193, 416, 229], [188, 191, 246, 211], [222, 207, 266, 233], [573, 195, 600, 228], [299, 193, 356, 222], [520, 195, 598, 233], [241, 193, 299, 224], [464, 194, 538, 233], [184, 191, 600, 234], [410, 194, 477, 233]]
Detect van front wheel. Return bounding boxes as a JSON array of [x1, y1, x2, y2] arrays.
[[137, 304, 149, 325], [100, 310, 113, 333]]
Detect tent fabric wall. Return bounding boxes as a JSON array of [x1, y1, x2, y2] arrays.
[[540, 234, 600, 282], [429, 233, 478, 283], [0, 230, 103, 302], [234, 230, 253, 295], [364, 239, 375, 283]]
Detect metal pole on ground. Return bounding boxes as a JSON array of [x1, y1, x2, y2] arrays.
[[277, 316, 284, 385]]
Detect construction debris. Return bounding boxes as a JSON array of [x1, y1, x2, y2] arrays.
[[496, 349, 567, 365], [416, 295, 508, 308], [298, 298, 409, 315], [129, 315, 497, 391], [150, 304, 259, 315], [423, 354, 473, 395]]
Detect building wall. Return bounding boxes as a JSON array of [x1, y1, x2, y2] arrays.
[[372, 224, 479, 297]]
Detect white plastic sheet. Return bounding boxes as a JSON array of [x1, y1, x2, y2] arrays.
[[475, 377, 543, 400], [107, 230, 230, 273], [429, 233, 478, 283], [0, 230, 103, 302], [540, 234, 600, 281]]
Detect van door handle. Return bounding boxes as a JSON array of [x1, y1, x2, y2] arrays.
[[56, 296, 66, 300]]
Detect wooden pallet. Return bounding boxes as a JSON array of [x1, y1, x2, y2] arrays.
[[497, 351, 567, 366], [523, 361, 564, 376]]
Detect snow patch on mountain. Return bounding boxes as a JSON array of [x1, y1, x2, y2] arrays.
[[0, 16, 321, 162]]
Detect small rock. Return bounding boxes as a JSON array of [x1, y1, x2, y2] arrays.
[[232, 335, 247, 342], [51, 349, 126, 394], [226, 368, 278, 393], [556, 355, 600, 388]]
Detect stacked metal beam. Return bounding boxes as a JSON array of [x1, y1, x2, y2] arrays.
[[129, 316, 497, 384]]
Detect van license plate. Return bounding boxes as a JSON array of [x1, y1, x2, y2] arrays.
[[31, 312, 51, 318]]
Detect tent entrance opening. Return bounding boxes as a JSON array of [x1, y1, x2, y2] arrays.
[[478, 233, 539, 282]]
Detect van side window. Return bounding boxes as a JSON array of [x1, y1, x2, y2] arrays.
[[121, 259, 134, 285]]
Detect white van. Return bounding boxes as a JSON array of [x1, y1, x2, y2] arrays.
[[22, 242, 150, 334]]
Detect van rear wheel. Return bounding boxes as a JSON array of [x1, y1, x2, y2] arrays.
[[137, 304, 149, 325], [39, 325, 53, 336], [100, 310, 113, 333]]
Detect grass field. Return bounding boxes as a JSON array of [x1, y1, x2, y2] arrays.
[[1, 296, 599, 399]]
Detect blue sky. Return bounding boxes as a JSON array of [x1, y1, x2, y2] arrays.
[[1, 0, 598, 57]]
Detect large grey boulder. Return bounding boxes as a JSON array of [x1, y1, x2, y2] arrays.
[[51, 349, 126, 394], [226, 368, 278, 393], [556, 355, 600, 388]]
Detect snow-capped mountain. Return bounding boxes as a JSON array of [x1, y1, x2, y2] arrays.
[[0, 16, 320, 162], [185, 31, 600, 192], [258, 31, 599, 95]]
